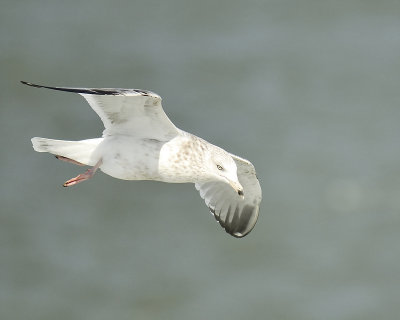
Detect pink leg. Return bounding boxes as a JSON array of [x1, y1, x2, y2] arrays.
[[55, 155, 85, 166], [63, 159, 102, 187]]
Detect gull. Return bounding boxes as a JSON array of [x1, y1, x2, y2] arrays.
[[22, 81, 262, 238]]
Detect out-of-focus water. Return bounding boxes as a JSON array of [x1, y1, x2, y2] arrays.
[[1, 0, 400, 319]]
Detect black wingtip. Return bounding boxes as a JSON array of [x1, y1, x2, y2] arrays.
[[20, 81, 159, 97], [20, 81, 90, 94], [21, 81, 50, 90], [21, 81, 36, 87], [20, 81, 121, 95]]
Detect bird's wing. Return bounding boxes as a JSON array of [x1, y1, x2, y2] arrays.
[[195, 154, 261, 238], [21, 81, 179, 140]]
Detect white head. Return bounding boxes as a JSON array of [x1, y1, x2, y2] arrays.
[[208, 147, 244, 198]]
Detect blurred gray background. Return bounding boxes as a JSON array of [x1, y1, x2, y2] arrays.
[[1, 0, 400, 319]]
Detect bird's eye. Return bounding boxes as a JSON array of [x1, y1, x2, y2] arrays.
[[216, 165, 223, 170]]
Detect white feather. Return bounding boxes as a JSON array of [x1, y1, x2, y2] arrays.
[[31, 137, 102, 166]]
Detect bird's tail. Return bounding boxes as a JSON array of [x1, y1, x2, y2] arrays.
[[31, 137, 102, 166]]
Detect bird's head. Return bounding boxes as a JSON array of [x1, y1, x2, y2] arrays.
[[208, 148, 244, 198]]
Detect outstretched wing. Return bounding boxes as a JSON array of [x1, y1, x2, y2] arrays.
[[195, 154, 261, 238], [21, 81, 179, 140]]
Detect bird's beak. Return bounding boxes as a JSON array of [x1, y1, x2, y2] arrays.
[[229, 180, 244, 199]]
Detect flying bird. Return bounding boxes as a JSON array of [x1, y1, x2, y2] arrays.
[[22, 81, 262, 238]]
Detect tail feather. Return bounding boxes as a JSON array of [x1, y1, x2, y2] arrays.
[[31, 137, 102, 166]]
